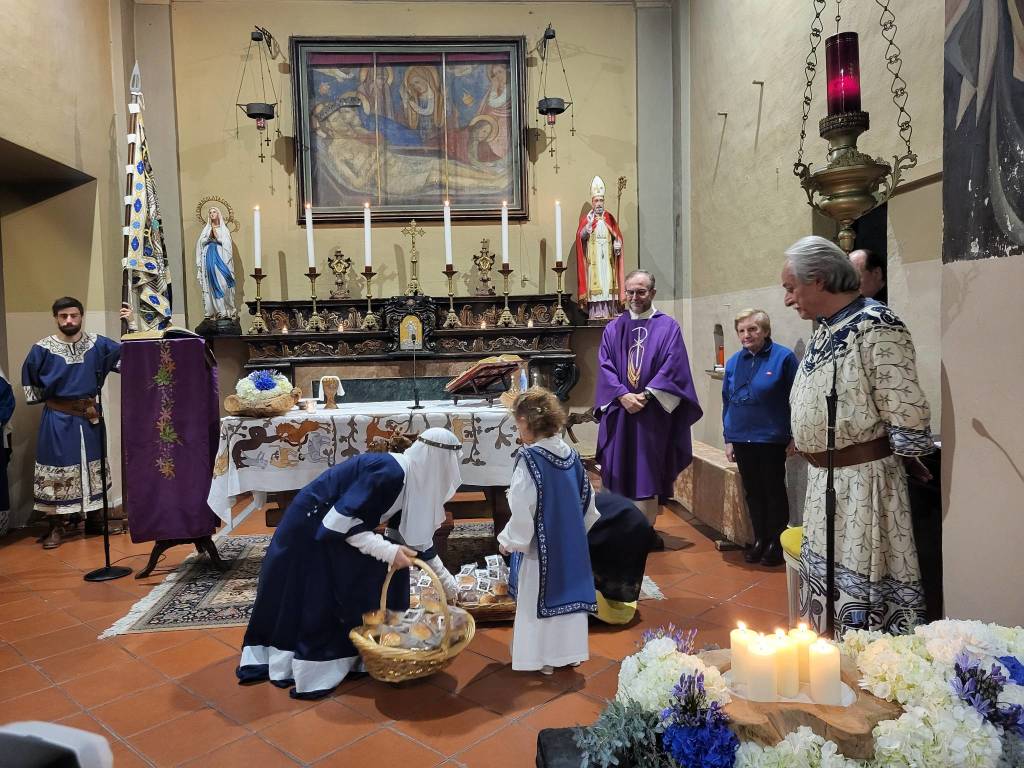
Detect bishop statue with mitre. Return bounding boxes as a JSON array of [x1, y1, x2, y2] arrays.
[[575, 176, 626, 320]]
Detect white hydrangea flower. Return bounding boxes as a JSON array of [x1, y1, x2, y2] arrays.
[[733, 727, 862, 768], [855, 633, 953, 709], [872, 704, 1002, 768], [615, 642, 729, 713], [998, 682, 1024, 709], [915, 619, 1007, 666], [839, 628, 886, 657]]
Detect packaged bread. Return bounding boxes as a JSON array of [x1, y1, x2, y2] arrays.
[[380, 631, 403, 647]]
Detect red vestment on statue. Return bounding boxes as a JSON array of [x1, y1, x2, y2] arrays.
[[574, 210, 625, 309]]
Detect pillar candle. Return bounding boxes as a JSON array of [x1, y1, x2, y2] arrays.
[[746, 637, 777, 702], [808, 639, 842, 705], [554, 200, 563, 265], [773, 630, 800, 698], [789, 623, 818, 683], [444, 200, 453, 265], [305, 203, 315, 268], [253, 206, 262, 269], [501, 200, 509, 264], [363, 203, 372, 268], [729, 622, 757, 687]]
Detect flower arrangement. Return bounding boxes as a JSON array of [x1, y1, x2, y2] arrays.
[[576, 620, 1024, 768], [235, 369, 292, 405]]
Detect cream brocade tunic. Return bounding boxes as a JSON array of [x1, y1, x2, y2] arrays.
[[790, 300, 934, 634]]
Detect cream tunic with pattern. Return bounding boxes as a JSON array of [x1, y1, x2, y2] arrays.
[[790, 299, 934, 634]]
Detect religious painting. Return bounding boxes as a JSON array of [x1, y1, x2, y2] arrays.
[[943, 0, 1024, 262], [399, 313, 424, 351], [291, 37, 528, 222]]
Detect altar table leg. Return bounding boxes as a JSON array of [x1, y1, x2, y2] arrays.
[[135, 537, 230, 579]]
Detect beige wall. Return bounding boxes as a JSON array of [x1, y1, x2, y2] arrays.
[[0, 0, 134, 524], [168, 1, 638, 328]]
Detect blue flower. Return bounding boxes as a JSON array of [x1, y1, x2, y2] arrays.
[[998, 657, 1024, 686], [662, 723, 738, 768], [249, 370, 279, 391]]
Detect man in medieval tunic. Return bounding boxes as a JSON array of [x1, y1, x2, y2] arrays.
[[595, 270, 702, 544], [21, 297, 125, 549], [575, 176, 626, 320]]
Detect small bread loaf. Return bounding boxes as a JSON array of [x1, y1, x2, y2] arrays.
[[380, 632, 403, 647], [493, 582, 509, 597], [410, 623, 433, 641]]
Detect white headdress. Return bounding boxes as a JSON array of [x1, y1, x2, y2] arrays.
[[393, 427, 463, 548], [591, 176, 606, 199]]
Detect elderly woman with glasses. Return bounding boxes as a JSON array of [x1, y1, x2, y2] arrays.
[[722, 309, 798, 566]]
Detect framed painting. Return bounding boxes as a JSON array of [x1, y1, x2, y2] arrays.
[[291, 36, 528, 223]]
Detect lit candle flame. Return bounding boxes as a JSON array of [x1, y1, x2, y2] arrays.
[[527, 319, 534, 328], [737, 621, 747, 631]]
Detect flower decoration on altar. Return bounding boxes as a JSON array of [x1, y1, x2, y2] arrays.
[[235, 369, 292, 405], [660, 672, 739, 768], [952, 651, 1024, 736]]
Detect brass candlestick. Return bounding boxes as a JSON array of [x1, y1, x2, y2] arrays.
[[551, 261, 570, 326], [442, 264, 461, 328], [249, 267, 269, 334], [361, 266, 380, 330], [496, 263, 515, 327], [304, 267, 327, 331]]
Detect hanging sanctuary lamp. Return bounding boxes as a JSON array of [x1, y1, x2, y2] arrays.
[[235, 25, 282, 163], [536, 24, 576, 173]]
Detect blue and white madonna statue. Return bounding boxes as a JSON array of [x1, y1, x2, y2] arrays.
[[195, 205, 240, 335]]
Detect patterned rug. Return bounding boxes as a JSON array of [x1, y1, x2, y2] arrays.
[[99, 535, 269, 638], [99, 529, 664, 638]]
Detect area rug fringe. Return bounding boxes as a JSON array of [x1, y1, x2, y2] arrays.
[[97, 551, 202, 639], [640, 575, 665, 601]]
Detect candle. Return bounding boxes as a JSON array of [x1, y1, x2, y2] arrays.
[[253, 206, 262, 269], [443, 200, 453, 265], [789, 623, 818, 683], [554, 200, 563, 265], [729, 622, 757, 687], [480, 321, 486, 330], [746, 636, 777, 702], [305, 203, 315, 268], [363, 202, 372, 268], [527, 318, 534, 328], [773, 629, 800, 698], [808, 639, 842, 705], [501, 200, 509, 264]]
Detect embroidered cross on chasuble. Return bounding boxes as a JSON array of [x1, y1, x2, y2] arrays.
[[627, 326, 648, 388]]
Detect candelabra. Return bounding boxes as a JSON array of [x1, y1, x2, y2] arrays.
[[249, 268, 269, 334], [360, 266, 380, 330], [304, 267, 327, 331], [442, 264, 461, 328], [551, 262, 570, 326], [496, 264, 516, 327]]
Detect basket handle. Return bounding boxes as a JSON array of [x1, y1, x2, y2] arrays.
[[379, 556, 453, 652]]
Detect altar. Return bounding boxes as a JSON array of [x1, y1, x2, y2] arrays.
[[207, 398, 519, 527]]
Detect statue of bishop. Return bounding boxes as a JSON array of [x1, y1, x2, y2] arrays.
[[575, 176, 625, 320]]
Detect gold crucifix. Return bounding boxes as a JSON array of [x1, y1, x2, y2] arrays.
[[401, 219, 426, 296]]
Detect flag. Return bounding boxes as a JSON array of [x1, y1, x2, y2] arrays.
[[123, 63, 173, 331]]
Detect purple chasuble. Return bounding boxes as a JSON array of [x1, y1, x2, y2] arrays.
[[595, 312, 702, 500], [121, 336, 220, 542]]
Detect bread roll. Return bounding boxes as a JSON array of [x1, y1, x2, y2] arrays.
[[380, 632, 403, 647]]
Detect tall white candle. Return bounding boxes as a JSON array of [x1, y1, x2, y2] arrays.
[[789, 623, 818, 683], [253, 206, 262, 269], [501, 200, 509, 264], [363, 202, 372, 268], [729, 622, 756, 688], [773, 630, 800, 698], [554, 200, 563, 265], [305, 203, 315, 269], [444, 200, 453, 265], [746, 637, 778, 702], [808, 639, 842, 705]]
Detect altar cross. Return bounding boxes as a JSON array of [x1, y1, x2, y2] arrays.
[[402, 219, 426, 296]]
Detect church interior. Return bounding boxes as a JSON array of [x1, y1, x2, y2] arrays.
[[0, 0, 1022, 766]]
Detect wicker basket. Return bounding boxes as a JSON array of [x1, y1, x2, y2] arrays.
[[349, 558, 476, 683], [462, 598, 516, 623], [224, 387, 301, 417]]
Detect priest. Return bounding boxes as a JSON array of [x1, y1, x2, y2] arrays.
[[594, 270, 702, 540]]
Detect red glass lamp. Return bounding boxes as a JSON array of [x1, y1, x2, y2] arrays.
[[825, 32, 861, 115]]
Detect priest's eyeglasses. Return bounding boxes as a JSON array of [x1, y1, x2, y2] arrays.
[[624, 288, 650, 297]]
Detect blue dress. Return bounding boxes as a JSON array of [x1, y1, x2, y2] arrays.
[[237, 453, 429, 699], [21, 334, 121, 515]]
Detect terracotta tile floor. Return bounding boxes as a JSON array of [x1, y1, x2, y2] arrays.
[[0, 503, 787, 766]]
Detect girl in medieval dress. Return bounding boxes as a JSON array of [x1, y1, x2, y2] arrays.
[[499, 388, 599, 675], [195, 206, 236, 320], [237, 428, 463, 699]]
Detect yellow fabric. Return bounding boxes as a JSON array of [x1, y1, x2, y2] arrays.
[[780, 526, 803, 560], [595, 591, 637, 625]]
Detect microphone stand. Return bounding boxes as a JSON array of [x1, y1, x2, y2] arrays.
[[816, 316, 839, 638], [85, 361, 132, 582], [409, 330, 423, 410]]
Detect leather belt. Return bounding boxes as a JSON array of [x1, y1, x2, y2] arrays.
[[46, 397, 99, 424], [799, 436, 891, 469]]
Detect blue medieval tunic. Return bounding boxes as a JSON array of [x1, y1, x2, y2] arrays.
[[21, 334, 121, 515], [499, 436, 599, 671], [237, 453, 433, 699]]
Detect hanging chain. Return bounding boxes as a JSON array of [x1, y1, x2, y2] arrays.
[[875, 0, 914, 161], [835, 0, 842, 34], [794, 0, 828, 178]]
